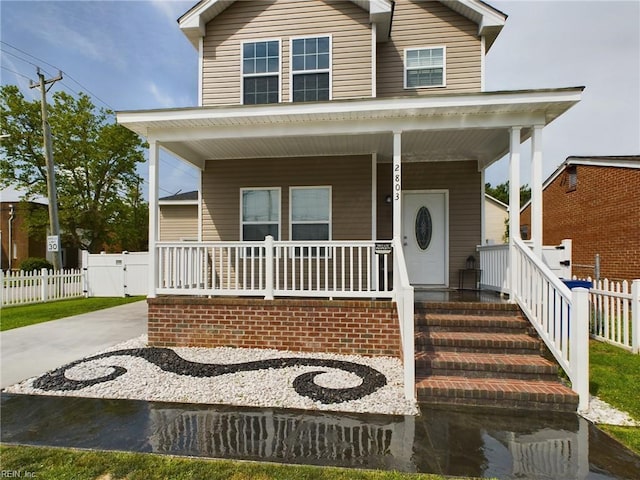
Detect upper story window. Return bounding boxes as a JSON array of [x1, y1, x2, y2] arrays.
[[242, 40, 280, 105], [241, 187, 280, 241], [404, 47, 446, 88], [291, 36, 331, 102]]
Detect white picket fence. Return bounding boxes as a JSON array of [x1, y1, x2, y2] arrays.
[[577, 277, 640, 354], [0, 268, 85, 307]]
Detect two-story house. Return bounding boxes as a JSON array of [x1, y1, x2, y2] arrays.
[[117, 0, 586, 410]]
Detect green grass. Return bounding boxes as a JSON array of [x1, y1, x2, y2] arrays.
[[0, 445, 479, 480], [0, 296, 145, 331], [589, 339, 640, 454]]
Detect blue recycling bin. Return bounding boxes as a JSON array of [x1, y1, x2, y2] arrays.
[[561, 279, 592, 289]]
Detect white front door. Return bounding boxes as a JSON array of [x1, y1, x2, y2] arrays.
[[402, 191, 448, 286]]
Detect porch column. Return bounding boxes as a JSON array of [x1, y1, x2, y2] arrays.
[[509, 127, 521, 296], [393, 131, 402, 241], [148, 140, 159, 298], [530, 125, 543, 258]]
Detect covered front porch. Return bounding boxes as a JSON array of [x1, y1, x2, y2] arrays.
[[117, 87, 588, 407]]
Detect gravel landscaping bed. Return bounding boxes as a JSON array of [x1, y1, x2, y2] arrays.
[[4, 335, 419, 416]]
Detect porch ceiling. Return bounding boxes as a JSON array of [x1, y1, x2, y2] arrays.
[[117, 87, 583, 171]]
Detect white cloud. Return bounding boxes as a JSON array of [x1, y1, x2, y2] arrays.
[[148, 81, 179, 108], [148, 0, 191, 24]]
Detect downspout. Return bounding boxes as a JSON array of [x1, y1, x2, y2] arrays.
[[8, 204, 14, 271]]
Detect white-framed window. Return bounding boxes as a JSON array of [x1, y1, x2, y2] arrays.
[[242, 39, 281, 105], [291, 36, 331, 102], [404, 46, 446, 88], [290, 186, 331, 240], [240, 187, 281, 241]]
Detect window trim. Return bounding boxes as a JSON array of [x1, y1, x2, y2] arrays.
[[240, 38, 282, 105], [289, 186, 332, 241], [289, 35, 332, 102], [240, 187, 282, 241], [404, 46, 446, 89]]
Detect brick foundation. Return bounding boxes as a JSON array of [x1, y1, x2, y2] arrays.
[[147, 297, 402, 358]]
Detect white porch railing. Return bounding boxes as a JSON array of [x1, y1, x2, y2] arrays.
[[391, 238, 415, 401], [512, 238, 590, 411], [1, 268, 85, 307], [156, 238, 394, 299], [478, 240, 590, 411], [477, 243, 509, 293], [580, 277, 640, 354]]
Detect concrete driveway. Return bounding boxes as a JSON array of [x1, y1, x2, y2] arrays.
[[0, 300, 147, 388]]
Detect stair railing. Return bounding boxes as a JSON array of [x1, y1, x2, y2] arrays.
[[392, 237, 415, 401], [512, 237, 590, 411]]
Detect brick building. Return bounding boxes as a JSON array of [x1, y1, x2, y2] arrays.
[[521, 156, 640, 281], [0, 199, 47, 271]]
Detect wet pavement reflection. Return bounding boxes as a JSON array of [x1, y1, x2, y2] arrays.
[[2, 393, 639, 479]]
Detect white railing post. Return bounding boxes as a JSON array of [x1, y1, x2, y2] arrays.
[[632, 279, 640, 354], [40, 268, 48, 302], [264, 236, 274, 300], [0, 269, 4, 307], [570, 287, 590, 411]]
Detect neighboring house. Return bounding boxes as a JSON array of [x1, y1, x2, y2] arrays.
[[521, 156, 640, 282], [159, 191, 199, 241], [483, 194, 508, 245], [117, 0, 585, 406], [0, 199, 47, 271]]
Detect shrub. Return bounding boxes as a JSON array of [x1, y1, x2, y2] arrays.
[[19, 257, 54, 272]]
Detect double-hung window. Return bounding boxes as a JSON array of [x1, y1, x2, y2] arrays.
[[290, 187, 331, 256], [241, 188, 280, 241], [242, 40, 280, 104], [291, 36, 331, 102], [405, 47, 446, 88]]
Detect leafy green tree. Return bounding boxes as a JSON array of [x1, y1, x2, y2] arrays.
[[485, 181, 531, 207], [485, 181, 532, 242], [0, 85, 148, 252]]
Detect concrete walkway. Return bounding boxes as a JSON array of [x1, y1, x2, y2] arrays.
[[0, 300, 147, 388]]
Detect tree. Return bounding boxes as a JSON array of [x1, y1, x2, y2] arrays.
[[485, 181, 532, 242], [485, 181, 531, 207], [0, 85, 148, 252]]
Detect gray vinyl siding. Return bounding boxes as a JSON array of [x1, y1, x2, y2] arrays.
[[159, 205, 199, 241], [377, 0, 482, 97], [201, 156, 373, 241], [377, 161, 481, 286], [202, 0, 371, 106]]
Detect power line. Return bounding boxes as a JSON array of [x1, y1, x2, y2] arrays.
[[0, 65, 33, 82], [0, 41, 114, 111]]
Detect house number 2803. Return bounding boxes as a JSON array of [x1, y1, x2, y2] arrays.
[[394, 164, 401, 201]]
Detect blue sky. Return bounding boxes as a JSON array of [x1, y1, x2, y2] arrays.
[[1, 0, 639, 200]]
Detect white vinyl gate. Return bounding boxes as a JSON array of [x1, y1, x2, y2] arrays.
[[541, 239, 572, 279], [82, 251, 148, 297]]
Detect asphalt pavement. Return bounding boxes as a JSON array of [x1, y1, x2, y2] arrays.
[[0, 300, 147, 388]]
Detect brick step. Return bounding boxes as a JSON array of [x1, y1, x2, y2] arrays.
[[415, 331, 541, 354], [415, 351, 559, 381], [415, 302, 521, 317], [415, 376, 579, 412], [415, 313, 531, 334]]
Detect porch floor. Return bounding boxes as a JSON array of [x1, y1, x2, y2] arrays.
[[414, 288, 509, 304]]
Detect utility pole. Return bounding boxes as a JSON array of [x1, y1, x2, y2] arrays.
[[30, 68, 63, 270]]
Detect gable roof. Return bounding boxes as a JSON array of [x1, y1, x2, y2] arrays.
[[178, 0, 506, 49], [519, 155, 640, 212], [159, 190, 199, 203]]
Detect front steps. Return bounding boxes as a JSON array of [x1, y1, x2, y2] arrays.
[[415, 301, 579, 412]]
